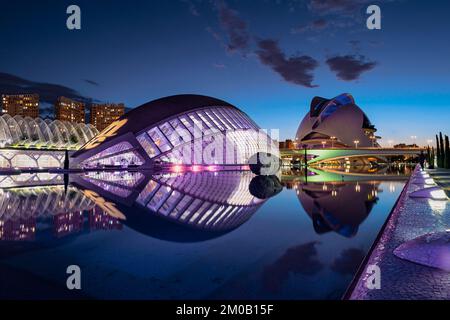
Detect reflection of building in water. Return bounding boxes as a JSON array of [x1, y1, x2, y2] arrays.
[[0, 186, 122, 241], [295, 181, 380, 237], [72, 94, 278, 169], [73, 170, 266, 239], [54, 212, 84, 238], [137, 171, 263, 231], [0, 218, 35, 241], [88, 207, 122, 231], [0, 173, 64, 189]]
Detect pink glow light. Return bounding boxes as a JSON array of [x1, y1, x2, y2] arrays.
[[171, 165, 184, 173]]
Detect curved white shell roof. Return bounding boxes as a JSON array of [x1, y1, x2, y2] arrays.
[[295, 93, 379, 148], [0, 114, 99, 149]]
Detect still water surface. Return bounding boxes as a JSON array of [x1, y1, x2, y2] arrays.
[[0, 168, 409, 299]]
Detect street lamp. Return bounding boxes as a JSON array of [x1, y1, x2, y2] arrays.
[[370, 136, 376, 148], [353, 140, 359, 148], [411, 135, 417, 148], [321, 141, 326, 148], [330, 136, 336, 148]]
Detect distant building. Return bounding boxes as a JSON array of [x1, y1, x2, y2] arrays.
[[296, 93, 381, 149], [90, 103, 125, 131], [1, 93, 39, 117], [55, 96, 86, 123], [394, 143, 419, 149], [279, 139, 294, 149]]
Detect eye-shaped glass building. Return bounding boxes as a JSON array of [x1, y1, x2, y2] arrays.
[[295, 93, 380, 149], [72, 94, 277, 170]]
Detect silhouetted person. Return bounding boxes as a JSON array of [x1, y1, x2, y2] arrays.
[[419, 150, 426, 170]]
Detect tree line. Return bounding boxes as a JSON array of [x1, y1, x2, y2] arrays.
[[428, 132, 450, 169]]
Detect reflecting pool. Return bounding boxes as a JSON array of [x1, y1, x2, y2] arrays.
[[0, 168, 409, 299]]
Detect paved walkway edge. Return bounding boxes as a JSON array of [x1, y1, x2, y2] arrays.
[[342, 165, 418, 300]]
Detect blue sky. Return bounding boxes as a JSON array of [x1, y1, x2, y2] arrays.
[[0, 0, 449, 145]]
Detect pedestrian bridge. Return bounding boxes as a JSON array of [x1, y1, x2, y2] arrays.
[[281, 147, 424, 165]]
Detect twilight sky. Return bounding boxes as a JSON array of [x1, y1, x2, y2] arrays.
[[0, 0, 449, 145]]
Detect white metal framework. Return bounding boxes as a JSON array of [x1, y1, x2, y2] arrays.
[[0, 114, 99, 149], [0, 149, 65, 169]]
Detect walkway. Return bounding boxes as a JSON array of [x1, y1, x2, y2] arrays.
[[347, 166, 450, 300], [429, 168, 450, 197]]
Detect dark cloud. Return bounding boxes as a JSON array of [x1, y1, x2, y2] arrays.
[[308, 0, 369, 14], [0, 72, 96, 105], [312, 18, 328, 29], [262, 241, 323, 293], [84, 79, 99, 86], [331, 248, 366, 275], [217, 2, 250, 55], [326, 55, 376, 81], [256, 39, 319, 88], [292, 18, 329, 34]]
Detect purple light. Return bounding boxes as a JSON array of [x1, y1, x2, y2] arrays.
[[171, 165, 184, 173]]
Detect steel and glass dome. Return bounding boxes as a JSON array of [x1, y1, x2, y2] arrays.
[[295, 93, 380, 148], [72, 94, 277, 169], [0, 114, 98, 149]]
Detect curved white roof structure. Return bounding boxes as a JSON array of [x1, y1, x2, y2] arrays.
[[0, 114, 99, 149], [296, 93, 380, 149]]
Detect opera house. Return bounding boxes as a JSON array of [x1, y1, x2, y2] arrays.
[[72, 94, 278, 170], [295, 93, 380, 149]]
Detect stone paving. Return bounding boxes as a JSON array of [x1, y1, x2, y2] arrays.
[[348, 166, 450, 300], [429, 169, 450, 197]]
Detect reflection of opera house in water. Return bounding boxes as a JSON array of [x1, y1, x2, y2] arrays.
[[295, 181, 380, 237], [0, 170, 383, 242]]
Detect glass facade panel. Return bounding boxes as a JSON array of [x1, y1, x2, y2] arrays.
[[136, 179, 160, 206], [170, 194, 193, 218], [179, 198, 202, 221], [147, 187, 170, 212], [204, 110, 225, 131], [148, 127, 172, 153], [136, 133, 160, 158], [159, 189, 182, 216], [189, 201, 211, 224]]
